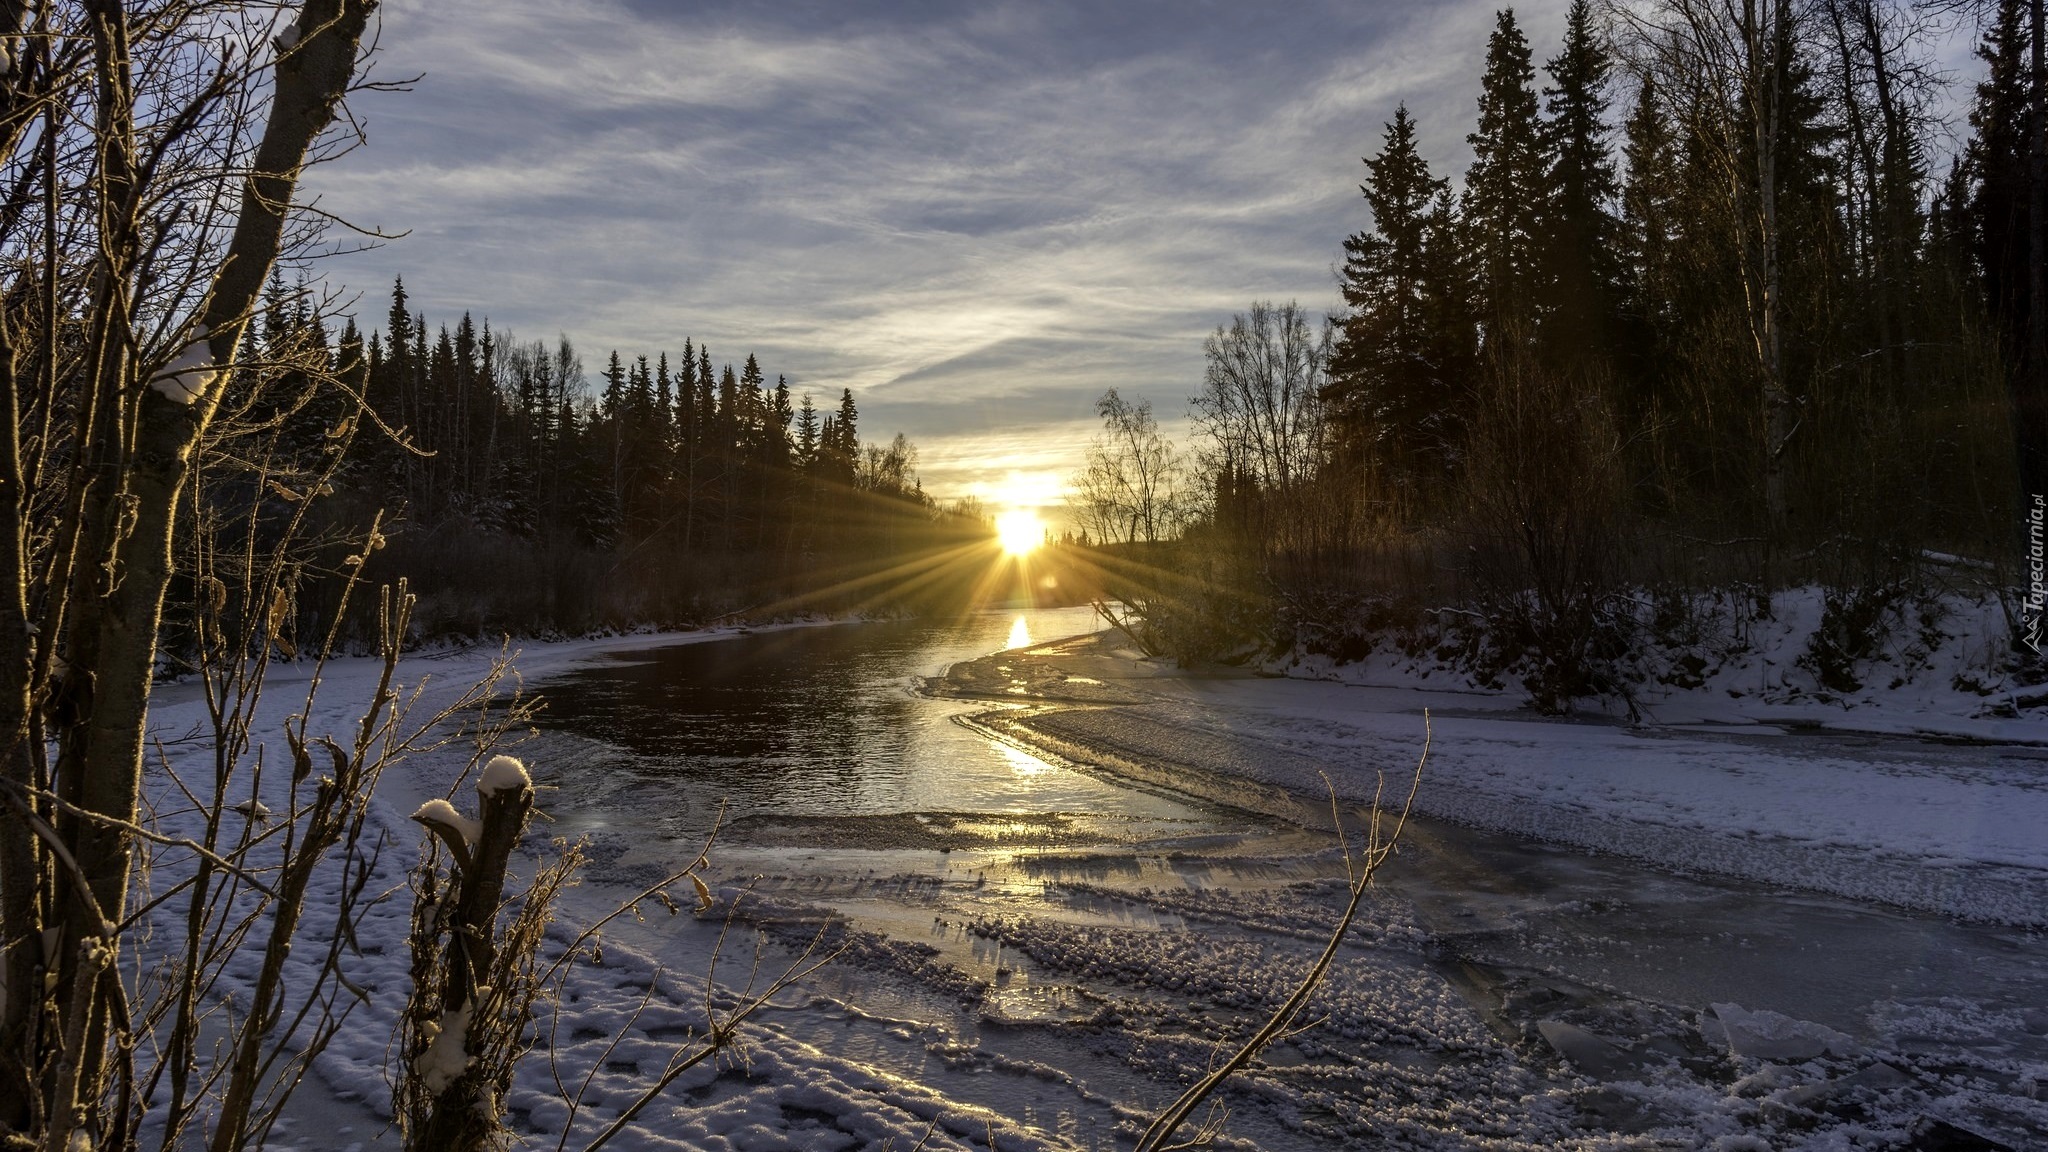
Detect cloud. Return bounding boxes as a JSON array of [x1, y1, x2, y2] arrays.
[[308, 0, 1575, 499]]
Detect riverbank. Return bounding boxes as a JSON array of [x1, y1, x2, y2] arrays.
[[935, 628, 2048, 926]]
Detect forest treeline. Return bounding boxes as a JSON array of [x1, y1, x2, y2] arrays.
[[1076, 0, 2033, 708], [249, 276, 1005, 636]]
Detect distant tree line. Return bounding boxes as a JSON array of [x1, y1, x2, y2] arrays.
[[1086, 0, 2033, 702], [248, 276, 975, 635]]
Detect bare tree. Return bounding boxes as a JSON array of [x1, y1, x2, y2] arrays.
[[0, 1, 383, 1141], [1070, 389, 1193, 545], [1616, 0, 1803, 537], [1192, 301, 1332, 498]]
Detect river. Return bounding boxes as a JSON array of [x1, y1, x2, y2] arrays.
[[516, 609, 2048, 1151]]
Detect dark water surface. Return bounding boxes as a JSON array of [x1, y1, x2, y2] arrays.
[[532, 609, 1222, 848]]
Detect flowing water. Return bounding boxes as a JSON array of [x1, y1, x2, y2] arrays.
[[534, 608, 1233, 847]]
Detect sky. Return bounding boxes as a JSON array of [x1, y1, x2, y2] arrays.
[[302, 0, 1966, 514]]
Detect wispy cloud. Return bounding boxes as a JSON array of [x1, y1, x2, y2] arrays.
[[309, 0, 1573, 504]]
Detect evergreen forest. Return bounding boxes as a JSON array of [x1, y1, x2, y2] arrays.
[[1072, 0, 2043, 712]]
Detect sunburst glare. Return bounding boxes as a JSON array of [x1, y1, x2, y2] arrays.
[[995, 509, 1043, 556]]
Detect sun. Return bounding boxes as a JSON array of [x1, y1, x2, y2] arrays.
[[995, 509, 1043, 556]]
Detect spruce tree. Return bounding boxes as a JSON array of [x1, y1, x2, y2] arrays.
[[1540, 0, 1620, 369], [1418, 186, 1478, 468], [835, 387, 858, 447], [796, 393, 820, 468], [768, 375, 794, 467], [1464, 7, 1550, 338], [1331, 105, 1453, 487], [1617, 71, 1679, 407], [1970, 0, 2048, 590], [1973, 0, 2032, 370]]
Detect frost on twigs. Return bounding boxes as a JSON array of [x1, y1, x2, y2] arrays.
[[477, 754, 531, 798], [149, 325, 218, 404]]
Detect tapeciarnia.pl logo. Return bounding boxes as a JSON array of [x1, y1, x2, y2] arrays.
[[2028, 493, 2045, 654]]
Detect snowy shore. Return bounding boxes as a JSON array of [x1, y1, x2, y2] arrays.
[[943, 626, 2048, 927]]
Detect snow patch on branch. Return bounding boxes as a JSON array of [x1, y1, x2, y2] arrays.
[[415, 1004, 473, 1095], [478, 754, 530, 798], [411, 798, 480, 846], [150, 326, 218, 404]]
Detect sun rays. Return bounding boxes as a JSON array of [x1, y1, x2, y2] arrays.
[[995, 509, 1044, 555]]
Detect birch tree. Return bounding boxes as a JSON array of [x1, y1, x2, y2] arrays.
[[1633, 0, 1803, 534]]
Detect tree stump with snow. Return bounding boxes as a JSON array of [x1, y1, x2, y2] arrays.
[[405, 756, 535, 1152]]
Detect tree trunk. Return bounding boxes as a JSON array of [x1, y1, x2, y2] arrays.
[[0, 1, 380, 1138]]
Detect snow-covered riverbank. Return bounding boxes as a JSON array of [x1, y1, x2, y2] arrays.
[[145, 618, 2048, 1151], [945, 629, 2048, 926]]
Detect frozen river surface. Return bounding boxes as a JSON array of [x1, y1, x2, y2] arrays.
[[518, 610, 2048, 1151]]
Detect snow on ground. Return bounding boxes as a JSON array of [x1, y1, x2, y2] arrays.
[[141, 621, 1048, 1152], [1279, 587, 2044, 744], [131, 609, 2048, 1151]]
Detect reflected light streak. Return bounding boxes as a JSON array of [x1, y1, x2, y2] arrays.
[[1006, 614, 1032, 651], [994, 741, 1051, 777]]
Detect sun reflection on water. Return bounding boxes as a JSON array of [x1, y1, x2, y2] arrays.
[[994, 741, 1051, 777], [1005, 614, 1031, 651]]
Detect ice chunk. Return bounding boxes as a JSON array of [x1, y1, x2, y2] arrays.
[[150, 327, 217, 404], [1536, 1019, 1669, 1081], [1710, 1002, 1863, 1061], [478, 754, 530, 798], [1539, 1019, 1633, 1080]]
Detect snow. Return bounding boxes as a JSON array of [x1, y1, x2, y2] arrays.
[[410, 797, 479, 846], [478, 753, 530, 797], [130, 612, 2048, 1151], [138, 620, 1051, 1152], [149, 326, 217, 404], [416, 1004, 473, 1094]]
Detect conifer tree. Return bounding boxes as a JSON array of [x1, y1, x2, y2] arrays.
[[1418, 187, 1478, 462], [1618, 72, 1678, 363], [768, 375, 795, 468], [600, 350, 626, 420], [655, 352, 675, 445], [796, 393, 820, 469], [1540, 0, 1621, 369], [1331, 106, 1455, 488], [836, 387, 859, 448], [1967, 0, 2048, 592], [1464, 8, 1550, 338]]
